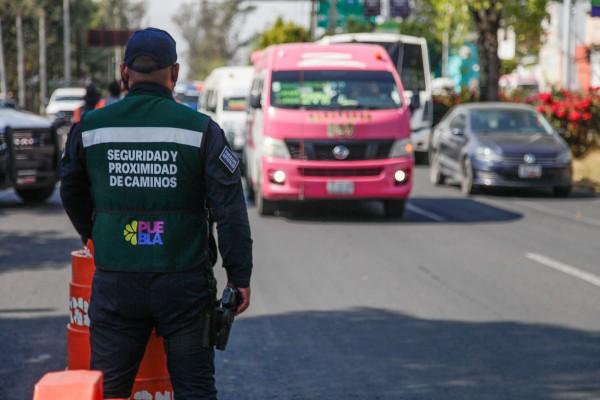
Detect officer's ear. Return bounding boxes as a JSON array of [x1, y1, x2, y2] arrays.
[[120, 64, 130, 89], [170, 63, 180, 86]]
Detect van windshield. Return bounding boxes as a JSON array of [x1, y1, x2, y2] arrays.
[[270, 70, 402, 110]]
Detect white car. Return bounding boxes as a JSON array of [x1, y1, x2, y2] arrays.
[[46, 87, 85, 122]]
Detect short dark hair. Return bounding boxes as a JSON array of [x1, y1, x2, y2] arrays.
[[108, 81, 121, 97], [130, 55, 159, 74]]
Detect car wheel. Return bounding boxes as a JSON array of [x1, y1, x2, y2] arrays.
[[16, 186, 55, 204], [553, 185, 572, 198], [460, 158, 477, 196], [256, 184, 277, 216], [383, 199, 406, 218], [429, 152, 446, 186]]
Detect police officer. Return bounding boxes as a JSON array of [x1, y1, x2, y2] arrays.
[[59, 28, 252, 399]]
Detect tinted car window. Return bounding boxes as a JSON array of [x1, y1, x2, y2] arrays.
[[470, 109, 553, 135]]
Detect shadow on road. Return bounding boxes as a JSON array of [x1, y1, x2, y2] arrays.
[[3, 309, 598, 400], [219, 308, 600, 400], [0, 230, 80, 274], [261, 197, 522, 224], [0, 189, 64, 217], [0, 315, 67, 400]]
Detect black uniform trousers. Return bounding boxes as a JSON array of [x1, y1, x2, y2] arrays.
[[89, 268, 217, 400]]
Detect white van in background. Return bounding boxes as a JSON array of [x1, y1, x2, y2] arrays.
[[319, 33, 433, 162], [201, 66, 254, 152]]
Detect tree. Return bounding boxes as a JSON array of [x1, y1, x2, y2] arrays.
[[466, 0, 548, 101], [255, 17, 309, 50], [173, 0, 255, 80]]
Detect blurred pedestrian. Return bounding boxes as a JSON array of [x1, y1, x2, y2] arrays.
[[73, 83, 101, 123], [95, 80, 122, 109], [59, 27, 253, 399]]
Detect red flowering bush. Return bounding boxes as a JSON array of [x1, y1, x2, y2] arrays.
[[531, 89, 600, 156]]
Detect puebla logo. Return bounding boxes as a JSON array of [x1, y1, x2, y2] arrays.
[[124, 220, 164, 246]]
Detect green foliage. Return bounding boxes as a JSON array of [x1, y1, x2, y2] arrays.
[[255, 17, 310, 50], [173, 0, 255, 80], [0, 0, 145, 110]]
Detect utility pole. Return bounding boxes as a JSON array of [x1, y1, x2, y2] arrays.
[[39, 9, 47, 114], [309, 0, 317, 40], [0, 18, 7, 98], [328, 0, 337, 34], [562, 0, 572, 89], [442, 31, 449, 77], [16, 13, 25, 108], [63, 0, 71, 84]]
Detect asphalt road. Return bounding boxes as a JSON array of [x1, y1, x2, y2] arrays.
[[1, 166, 599, 399]]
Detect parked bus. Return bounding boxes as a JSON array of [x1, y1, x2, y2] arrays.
[[245, 43, 414, 217], [319, 33, 433, 162]]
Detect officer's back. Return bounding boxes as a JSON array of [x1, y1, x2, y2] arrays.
[[60, 28, 252, 400]]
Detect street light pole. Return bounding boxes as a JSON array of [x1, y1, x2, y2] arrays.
[[63, 0, 71, 84], [39, 10, 47, 114], [328, 0, 337, 34], [16, 13, 25, 109], [0, 18, 7, 98], [562, 0, 572, 89]]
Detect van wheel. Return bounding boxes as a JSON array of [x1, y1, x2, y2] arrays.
[[383, 199, 406, 219], [256, 185, 277, 216], [429, 152, 446, 185], [16, 186, 55, 204]]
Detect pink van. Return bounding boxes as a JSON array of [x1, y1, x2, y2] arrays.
[[244, 43, 414, 217]]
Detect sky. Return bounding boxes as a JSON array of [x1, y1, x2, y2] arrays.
[[144, 0, 313, 79]]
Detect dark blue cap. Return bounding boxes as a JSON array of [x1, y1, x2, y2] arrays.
[[124, 28, 177, 73]]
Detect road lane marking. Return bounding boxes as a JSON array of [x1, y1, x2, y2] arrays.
[[406, 203, 447, 222], [526, 252, 600, 289], [516, 201, 600, 229]]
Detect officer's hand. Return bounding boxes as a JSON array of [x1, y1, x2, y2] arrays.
[[235, 286, 251, 315]]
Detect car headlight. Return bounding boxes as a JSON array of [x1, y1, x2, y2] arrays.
[[475, 146, 503, 162], [389, 138, 414, 158], [557, 149, 572, 164], [262, 137, 290, 159]]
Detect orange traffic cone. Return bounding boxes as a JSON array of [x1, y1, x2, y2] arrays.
[[33, 370, 103, 400]]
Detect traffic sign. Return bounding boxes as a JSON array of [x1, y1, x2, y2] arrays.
[[593, 0, 600, 17], [390, 0, 411, 18], [317, 0, 368, 29], [364, 0, 381, 17]]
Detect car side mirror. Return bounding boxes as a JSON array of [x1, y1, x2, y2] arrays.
[[409, 93, 420, 113], [451, 127, 464, 136], [249, 91, 262, 109]]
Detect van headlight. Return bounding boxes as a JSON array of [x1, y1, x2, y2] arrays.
[[475, 146, 503, 162], [262, 137, 290, 159], [557, 149, 572, 164], [389, 139, 414, 158]]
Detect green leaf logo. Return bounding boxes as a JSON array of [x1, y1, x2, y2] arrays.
[[123, 220, 138, 245]]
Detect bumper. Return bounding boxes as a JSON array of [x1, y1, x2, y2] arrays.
[[411, 127, 431, 153], [473, 161, 572, 188], [261, 157, 413, 200]]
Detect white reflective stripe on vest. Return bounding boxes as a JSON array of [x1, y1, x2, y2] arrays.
[[82, 127, 203, 148]]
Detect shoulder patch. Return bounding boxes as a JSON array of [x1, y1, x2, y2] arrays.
[[219, 146, 240, 174]]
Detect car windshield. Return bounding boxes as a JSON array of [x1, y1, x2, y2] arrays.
[[469, 109, 554, 135], [54, 95, 84, 102], [271, 70, 402, 110], [223, 97, 247, 112]]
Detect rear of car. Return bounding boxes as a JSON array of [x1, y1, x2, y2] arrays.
[[245, 43, 414, 216], [0, 108, 59, 203], [46, 87, 86, 124]]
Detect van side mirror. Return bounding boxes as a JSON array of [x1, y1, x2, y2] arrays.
[[249, 91, 262, 109], [409, 93, 420, 113]]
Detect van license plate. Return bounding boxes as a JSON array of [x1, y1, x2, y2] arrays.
[[327, 181, 354, 195], [518, 165, 542, 178]]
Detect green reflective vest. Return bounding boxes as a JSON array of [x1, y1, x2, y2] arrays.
[[81, 89, 210, 272]]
